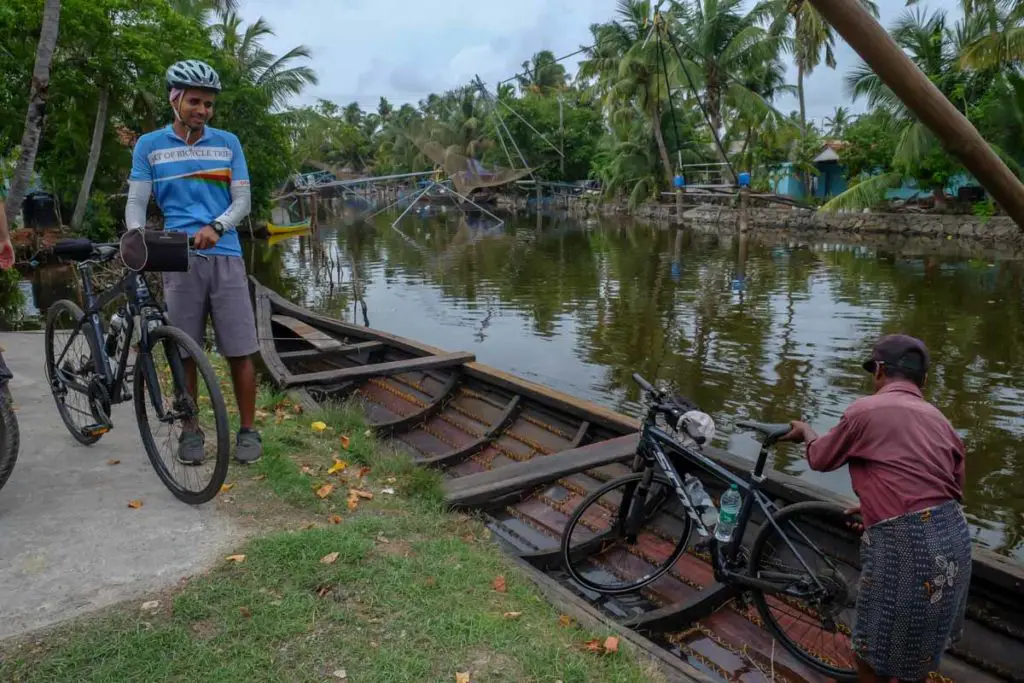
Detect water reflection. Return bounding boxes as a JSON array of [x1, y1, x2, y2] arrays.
[[7, 213, 1024, 557]]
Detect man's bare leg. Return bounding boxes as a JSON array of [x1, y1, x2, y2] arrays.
[[228, 355, 256, 430]]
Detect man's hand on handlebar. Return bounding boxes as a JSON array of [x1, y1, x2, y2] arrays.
[[193, 225, 221, 250]]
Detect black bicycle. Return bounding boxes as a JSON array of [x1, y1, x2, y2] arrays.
[[44, 237, 229, 504], [0, 349, 18, 493], [560, 373, 860, 681]]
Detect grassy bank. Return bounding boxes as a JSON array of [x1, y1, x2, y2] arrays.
[[0, 382, 667, 682]]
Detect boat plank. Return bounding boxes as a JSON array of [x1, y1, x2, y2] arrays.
[[443, 434, 640, 508], [281, 352, 475, 388], [278, 341, 385, 362], [271, 314, 345, 351], [373, 372, 461, 435]]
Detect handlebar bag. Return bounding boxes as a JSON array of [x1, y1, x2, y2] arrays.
[[120, 229, 190, 273]]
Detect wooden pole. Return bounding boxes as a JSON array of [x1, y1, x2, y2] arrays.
[[807, 0, 1024, 228]]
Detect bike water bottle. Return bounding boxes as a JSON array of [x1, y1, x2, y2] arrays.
[[714, 484, 742, 543]]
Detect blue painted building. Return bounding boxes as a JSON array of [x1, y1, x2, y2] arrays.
[[767, 143, 982, 202]]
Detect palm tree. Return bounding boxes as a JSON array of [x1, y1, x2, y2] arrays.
[[5, 0, 62, 227], [824, 106, 853, 137], [578, 0, 681, 193], [169, 0, 238, 19], [764, 0, 878, 133], [672, 0, 789, 137], [211, 11, 318, 109], [957, 0, 1024, 70], [517, 50, 568, 95]]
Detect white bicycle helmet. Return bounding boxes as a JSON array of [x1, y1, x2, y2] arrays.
[[166, 60, 221, 92]]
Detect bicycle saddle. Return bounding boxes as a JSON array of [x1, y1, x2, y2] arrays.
[[735, 419, 792, 443]]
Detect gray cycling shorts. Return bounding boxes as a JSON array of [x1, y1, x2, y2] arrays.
[[162, 255, 258, 359]]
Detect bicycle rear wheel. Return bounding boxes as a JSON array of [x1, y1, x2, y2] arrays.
[[0, 382, 19, 492], [748, 501, 859, 682], [134, 324, 229, 504], [560, 472, 692, 595]]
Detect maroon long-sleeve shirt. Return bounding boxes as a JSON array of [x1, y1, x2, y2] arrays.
[[805, 381, 966, 528]]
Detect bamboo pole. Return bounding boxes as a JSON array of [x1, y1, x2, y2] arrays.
[[807, 0, 1024, 228]]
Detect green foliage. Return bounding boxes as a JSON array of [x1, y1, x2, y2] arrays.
[[839, 110, 900, 179]]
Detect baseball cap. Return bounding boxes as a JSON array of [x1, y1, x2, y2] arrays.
[[861, 334, 930, 375]]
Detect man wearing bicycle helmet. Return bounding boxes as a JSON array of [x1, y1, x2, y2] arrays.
[[782, 334, 969, 683], [124, 59, 262, 465]]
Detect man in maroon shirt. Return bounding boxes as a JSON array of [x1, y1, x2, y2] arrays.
[[782, 334, 970, 683]]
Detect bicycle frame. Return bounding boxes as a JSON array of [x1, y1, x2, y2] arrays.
[[52, 260, 179, 421], [634, 408, 836, 598]]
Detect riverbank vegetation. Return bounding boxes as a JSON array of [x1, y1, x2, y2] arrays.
[[0, 376, 664, 682], [5, 0, 1024, 239]]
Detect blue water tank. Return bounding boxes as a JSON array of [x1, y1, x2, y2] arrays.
[[673, 175, 685, 188], [738, 171, 751, 188]]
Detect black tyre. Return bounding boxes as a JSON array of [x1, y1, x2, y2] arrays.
[[561, 472, 691, 595], [0, 383, 19, 492], [748, 501, 860, 682], [45, 300, 106, 446], [134, 324, 229, 504]]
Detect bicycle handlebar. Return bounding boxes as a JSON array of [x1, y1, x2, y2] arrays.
[[632, 372, 661, 398]]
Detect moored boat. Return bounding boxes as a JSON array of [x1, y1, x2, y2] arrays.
[[251, 277, 1024, 683], [266, 217, 312, 235]]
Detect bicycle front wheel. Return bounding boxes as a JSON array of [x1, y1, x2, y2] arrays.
[[134, 324, 229, 504], [748, 501, 860, 682], [0, 383, 19, 492], [560, 471, 691, 595]]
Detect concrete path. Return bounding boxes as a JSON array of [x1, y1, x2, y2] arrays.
[[0, 332, 241, 639]]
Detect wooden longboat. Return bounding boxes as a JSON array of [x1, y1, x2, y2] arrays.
[[251, 278, 1024, 683]]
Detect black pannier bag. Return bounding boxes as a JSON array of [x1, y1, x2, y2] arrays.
[[119, 229, 190, 273]]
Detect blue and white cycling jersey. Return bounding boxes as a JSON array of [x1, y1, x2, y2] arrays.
[[129, 124, 249, 257]]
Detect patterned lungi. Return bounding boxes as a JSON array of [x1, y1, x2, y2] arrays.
[[853, 500, 972, 681]]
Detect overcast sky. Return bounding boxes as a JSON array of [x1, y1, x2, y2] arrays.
[[237, 0, 962, 124]]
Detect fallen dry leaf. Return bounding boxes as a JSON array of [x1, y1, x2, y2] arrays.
[[355, 466, 371, 478], [220, 483, 235, 493], [503, 611, 523, 620], [332, 670, 347, 680], [558, 615, 573, 628], [317, 585, 332, 598], [604, 636, 619, 653], [311, 420, 328, 433], [315, 483, 335, 499], [492, 576, 507, 593], [225, 554, 246, 563], [301, 465, 314, 475], [128, 499, 143, 509], [141, 600, 160, 611], [346, 492, 359, 511], [239, 606, 252, 618], [107, 459, 120, 466], [252, 473, 267, 481], [328, 459, 347, 475], [381, 487, 395, 495], [302, 521, 316, 530], [321, 551, 340, 565], [293, 403, 304, 414], [582, 639, 602, 654], [423, 576, 437, 587], [329, 514, 342, 524], [455, 673, 470, 683], [351, 488, 373, 500], [340, 435, 351, 450]]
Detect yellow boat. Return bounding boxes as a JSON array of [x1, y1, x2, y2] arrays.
[[266, 231, 306, 247], [266, 218, 312, 235]]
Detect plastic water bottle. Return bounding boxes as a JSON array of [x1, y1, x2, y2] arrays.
[[683, 474, 718, 529], [714, 484, 742, 543]]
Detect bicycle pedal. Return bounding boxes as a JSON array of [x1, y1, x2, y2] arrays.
[[83, 424, 111, 437]]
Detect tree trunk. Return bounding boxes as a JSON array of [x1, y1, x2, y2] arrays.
[[71, 87, 110, 232], [798, 65, 807, 133], [651, 109, 682, 223], [4, 0, 62, 227]]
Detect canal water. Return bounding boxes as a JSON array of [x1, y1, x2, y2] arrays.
[[4, 211, 1023, 559]]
